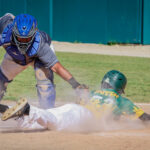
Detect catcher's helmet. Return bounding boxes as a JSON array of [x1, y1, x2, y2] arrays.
[[101, 70, 127, 94], [12, 14, 37, 54]]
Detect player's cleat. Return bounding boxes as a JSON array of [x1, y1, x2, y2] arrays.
[[1, 98, 30, 121], [0, 104, 9, 113]]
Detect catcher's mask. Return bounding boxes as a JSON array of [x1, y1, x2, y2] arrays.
[[101, 70, 127, 94], [12, 14, 38, 54]]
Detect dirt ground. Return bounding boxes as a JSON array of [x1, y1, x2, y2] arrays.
[[0, 42, 150, 150], [53, 41, 150, 58], [0, 101, 150, 150]]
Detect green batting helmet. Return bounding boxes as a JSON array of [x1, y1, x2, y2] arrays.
[[101, 70, 127, 94]]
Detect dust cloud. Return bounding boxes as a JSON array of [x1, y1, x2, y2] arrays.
[[60, 110, 147, 133], [19, 82, 149, 134]]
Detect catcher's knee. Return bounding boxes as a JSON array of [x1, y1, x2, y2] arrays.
[[0, 69, 12, 101], [36, 82, 56, 109], [34, 60, 54, 84]]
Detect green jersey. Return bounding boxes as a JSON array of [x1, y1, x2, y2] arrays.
[[84, 89, 144, 119]]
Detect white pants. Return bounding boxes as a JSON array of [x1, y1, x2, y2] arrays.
[[17, 104, 94, 132]]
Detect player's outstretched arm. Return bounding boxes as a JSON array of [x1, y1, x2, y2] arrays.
[[51, 62, 73, 81], [51, 62, 88, 89], [51, 62, 89, 103]]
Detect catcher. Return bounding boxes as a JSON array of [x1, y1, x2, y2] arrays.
[[1, 70, 150, 131], [0, 13, 88, 109]]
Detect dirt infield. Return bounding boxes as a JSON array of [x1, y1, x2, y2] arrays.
[[0, 101, 150, 150], [1, 129, 150, 150], [53, 41, 150, 58]]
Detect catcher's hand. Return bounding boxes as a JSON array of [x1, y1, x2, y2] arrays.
[[75, 84, 89, 104], [76, 84, 89, 90]]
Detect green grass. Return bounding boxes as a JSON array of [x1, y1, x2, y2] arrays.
[[0, 47, 150, 102]]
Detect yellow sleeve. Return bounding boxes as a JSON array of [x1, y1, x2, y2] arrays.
[[133, 106, 144, 118]]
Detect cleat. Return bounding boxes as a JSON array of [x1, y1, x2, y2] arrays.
[[1, 98, 30, 121], [0, 104, 9, 113]]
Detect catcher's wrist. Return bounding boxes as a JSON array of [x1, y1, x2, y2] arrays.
[[68, 77, 80, 89]]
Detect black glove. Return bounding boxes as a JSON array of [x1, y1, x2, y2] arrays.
[[68, 77, 89, 89]]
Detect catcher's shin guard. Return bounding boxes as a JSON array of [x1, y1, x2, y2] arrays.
[[34, 59, 56, 109], [36, 83, 56, 109]]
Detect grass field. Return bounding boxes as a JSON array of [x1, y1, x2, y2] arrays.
[[0, 47, 150, 102]]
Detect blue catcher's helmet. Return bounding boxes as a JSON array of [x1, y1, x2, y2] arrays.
[[12, 14, 37, 54]]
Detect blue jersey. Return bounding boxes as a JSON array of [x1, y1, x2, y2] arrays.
[[0, 14, 58, 67]]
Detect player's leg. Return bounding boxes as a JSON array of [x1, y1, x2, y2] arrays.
[[1, 98, 57, 130], [1, 100, 93, 131], [18, 104, 88, 130], [34, 59, 56, 109], [0, 68, 11, 113], [27, 105, 57, 129], [47, 104, 93, 131], [0, 53, 29, 103], [0, 68, 11, 101]]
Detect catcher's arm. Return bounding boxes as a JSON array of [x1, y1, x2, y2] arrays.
[[51, 62, 89, 103], [51, 62, 73, 81], [51, 62, 88, 89]]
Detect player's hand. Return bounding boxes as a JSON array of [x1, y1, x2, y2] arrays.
[[76, 84, 89, 90], [75, 84, 89, 104]]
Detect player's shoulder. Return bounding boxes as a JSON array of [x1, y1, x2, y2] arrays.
[[90, 90, 104, 98], [119, 95, 134, 106], [0, 13, 14, 21], [92, 89, 119, 98], [38, 30, 51, 45], [120, 96, 130, 102], [0, 13, 14, 30], [36, 31, 55, 57], [0, 13, 14, 36]]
